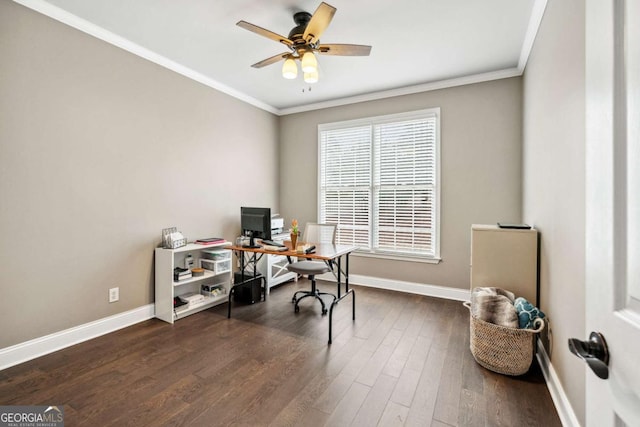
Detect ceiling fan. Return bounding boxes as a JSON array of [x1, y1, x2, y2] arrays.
[[236, 2, 372, 83]]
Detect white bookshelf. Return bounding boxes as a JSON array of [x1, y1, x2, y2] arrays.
[[155, 242, 232, 323]]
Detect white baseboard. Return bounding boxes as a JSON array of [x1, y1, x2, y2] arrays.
[[0, 304, 155, 371], [0, 281, 577, 427], [1, 277, 465, 373], [536, 338, 581, 427], [317, 272, 471, 301]]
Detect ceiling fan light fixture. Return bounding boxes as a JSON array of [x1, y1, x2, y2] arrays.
[[238, 3, 371, 85], [282, 57, 298, 79], [301, 51, 318, 73], [304, 69, 319, 84]]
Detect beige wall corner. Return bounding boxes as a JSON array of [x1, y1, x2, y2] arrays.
[[0, 1, 279, 348], [279, 77, 523, 290], [522, 0, 586, 423]]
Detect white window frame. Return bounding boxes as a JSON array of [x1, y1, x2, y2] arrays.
[[318, 108, 441, 263]]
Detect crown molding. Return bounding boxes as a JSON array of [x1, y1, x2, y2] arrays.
[[518, 0, 549, 71], [12, 0, 279, 115], [14, 0, 546, 117], [277, 0, 548, 116], [276, 68, 522, 116]]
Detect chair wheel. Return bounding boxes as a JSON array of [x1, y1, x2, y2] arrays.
[[292, 297, 296, 303], [294, 305, 300, 313], [322, 308, 328, 315]]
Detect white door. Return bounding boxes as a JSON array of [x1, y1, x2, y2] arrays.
[[585, 0, 640, 425]]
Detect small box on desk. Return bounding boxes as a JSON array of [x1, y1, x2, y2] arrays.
[[233, 272, 263, 305]]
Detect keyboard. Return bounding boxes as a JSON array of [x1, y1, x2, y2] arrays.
[[261, 239, 285, 247], [262, 245, 288, 252]]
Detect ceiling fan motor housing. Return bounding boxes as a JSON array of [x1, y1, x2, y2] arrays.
[[289, 11, 312, 44], [237, 3, 371, 71]]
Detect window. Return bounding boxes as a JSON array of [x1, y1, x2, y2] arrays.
[[318, 108, 440, 261]]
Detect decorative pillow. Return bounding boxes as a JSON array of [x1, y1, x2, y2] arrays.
[[514, 297, 545, 329]]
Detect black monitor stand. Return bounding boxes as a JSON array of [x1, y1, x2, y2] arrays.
[[242, 232, 261, 248]]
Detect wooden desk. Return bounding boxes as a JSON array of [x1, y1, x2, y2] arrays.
[[226, 242, 356, 344]]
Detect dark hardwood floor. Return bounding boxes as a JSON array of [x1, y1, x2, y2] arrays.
[[0, 280, 561, 426]]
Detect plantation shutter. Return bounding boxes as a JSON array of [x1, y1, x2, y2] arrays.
[[373, 116, 437, 256], [319, 125, 372, 248]]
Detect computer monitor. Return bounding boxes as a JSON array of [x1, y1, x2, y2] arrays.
[[240, 207, 271, 248]]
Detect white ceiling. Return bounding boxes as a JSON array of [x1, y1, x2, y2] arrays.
[[18, 0, 544, 115]]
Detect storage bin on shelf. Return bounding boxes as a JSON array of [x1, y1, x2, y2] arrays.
[[201, 249, 231, 260], [199, 258, 231, 275], [463, 301, 544, 376], [201, 284, 226, 298]]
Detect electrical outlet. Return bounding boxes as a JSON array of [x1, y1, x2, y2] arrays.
[[109, 287, 119, 303]]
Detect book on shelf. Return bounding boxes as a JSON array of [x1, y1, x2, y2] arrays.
[[179, 292, 205, 304], [173, 267, 192, 281], [173, 297, 188, 308], [195, 237, 226, 245]]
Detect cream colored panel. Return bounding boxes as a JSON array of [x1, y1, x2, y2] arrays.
[[471, 225, 538, 304]]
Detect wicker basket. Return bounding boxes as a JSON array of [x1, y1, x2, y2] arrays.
[[463, 301, 544, 376]]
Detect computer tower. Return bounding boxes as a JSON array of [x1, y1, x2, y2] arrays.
[[233, 272, 263, 304]]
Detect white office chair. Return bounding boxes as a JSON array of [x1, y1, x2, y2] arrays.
[[287, 223, 336, 315]]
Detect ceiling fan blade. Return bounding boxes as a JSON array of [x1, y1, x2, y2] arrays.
[[303, 2, 337, 44], [317, 44, 372, 56], [251, 52, 290, 68], [237, 20, 293, 48]]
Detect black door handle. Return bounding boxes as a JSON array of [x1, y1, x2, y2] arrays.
[[568, 331, 609, 379]]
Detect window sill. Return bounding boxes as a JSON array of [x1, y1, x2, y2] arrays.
[[351, 250, 441, 264]]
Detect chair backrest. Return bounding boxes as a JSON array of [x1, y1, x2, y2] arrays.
[[302, 223, 336, 244]]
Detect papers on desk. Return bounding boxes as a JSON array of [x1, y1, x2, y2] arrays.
[[262, 245, 288, 252]]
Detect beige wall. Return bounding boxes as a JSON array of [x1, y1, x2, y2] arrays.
[[279, 78, 523, 289], [3, 11, 585, 426], [522, 0, 585, 423], [0, 2, 279, 348]]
